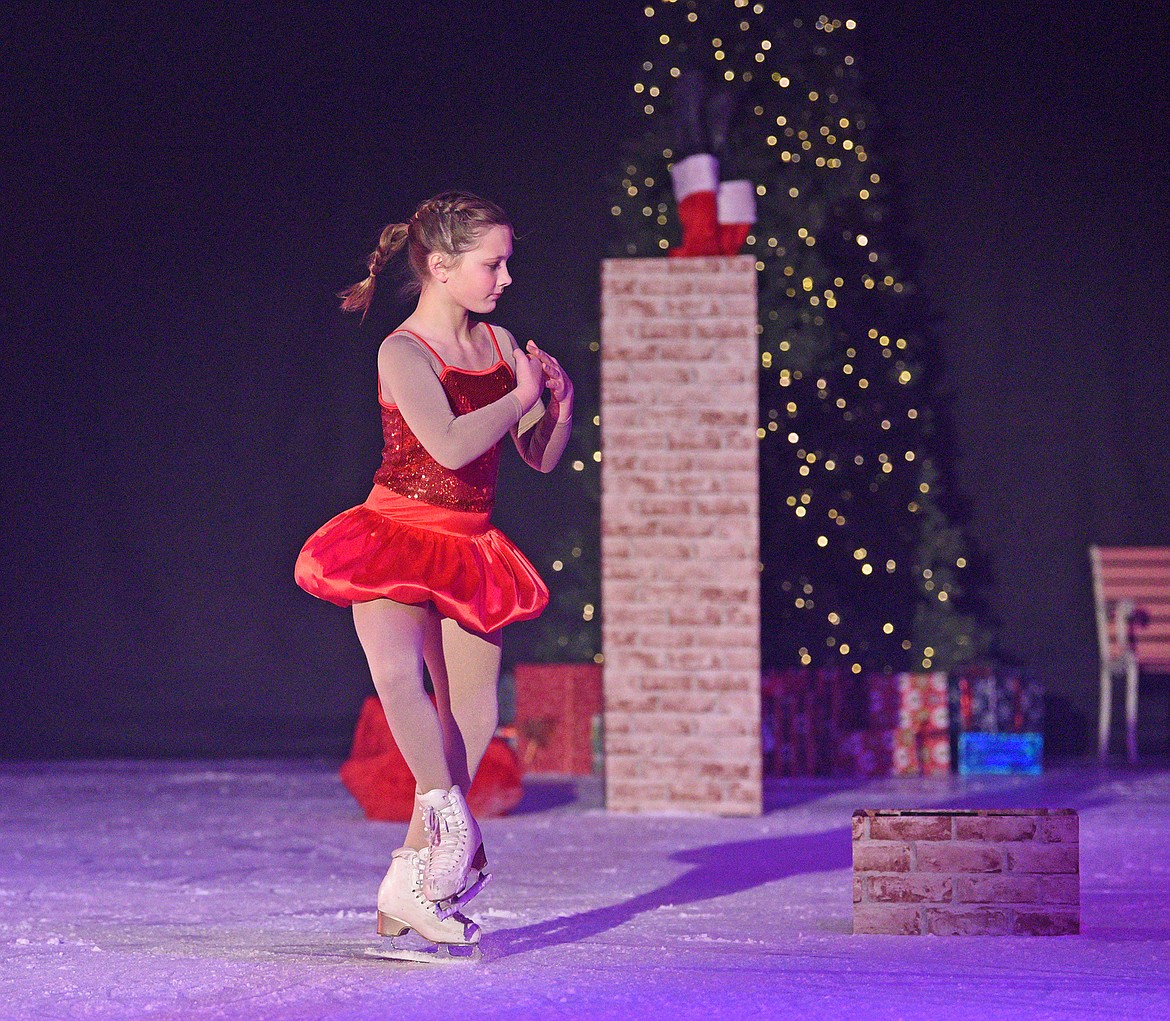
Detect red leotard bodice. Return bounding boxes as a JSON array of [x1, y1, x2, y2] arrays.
[[372, 325, 515, 512]]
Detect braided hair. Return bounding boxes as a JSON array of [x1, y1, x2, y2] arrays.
[[339, 191, 512, 318]]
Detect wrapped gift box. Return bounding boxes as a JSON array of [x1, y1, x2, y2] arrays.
[[763, 667, 868, 776], [833, 728, 895, 779], [958, 731, 1043, 775], [762, 668, 827, 776], [892, 727, 951, 777], [831, 673, 951, 778], [949, 665, 1044, 734], [865, 673, 902, 730], [863, 672, 948, 731], [514, 663, 603, 775], [895, 672, 949, 731]]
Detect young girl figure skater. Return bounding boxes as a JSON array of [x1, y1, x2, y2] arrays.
[[295, 192, 573, 958]]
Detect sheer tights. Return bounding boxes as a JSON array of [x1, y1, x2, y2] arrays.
[[352, 598, 501, 851]]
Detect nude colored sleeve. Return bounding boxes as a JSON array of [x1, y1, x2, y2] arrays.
[[378, 336, 525, 471], [513, 402, 573, 473], [496, 330, 572, 473]]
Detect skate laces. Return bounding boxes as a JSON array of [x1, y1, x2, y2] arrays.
[[423, 805, 440, 843], [424, 796, 470, 876], [411, 848, 430, 900]]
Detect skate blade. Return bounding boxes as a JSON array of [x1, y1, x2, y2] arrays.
[[366, 935, 481, 964], [434, 869, 493, 920]]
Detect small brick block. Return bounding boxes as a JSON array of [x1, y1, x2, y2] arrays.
[[853, 903, 922, 936], [868, 874, 954, 904], [926, 908, 1012, 936], [1013, 911, 1079, 936], [954, 815, 1037, 842], [852, 842, 911, 873], [1041, 875, 1080, 905], [1039, 814, 1079, 843], [956, 875, 1043, 904], [1006, 843, 1080, 874], [851, 812, 867, 841], [915, 843, 1005, 874], [869, 814, 952, 842], [853, 809, 1079, 936]]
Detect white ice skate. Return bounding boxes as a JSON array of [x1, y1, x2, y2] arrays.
[[418, 784, 492, 917], [370, 846, 481, 963]]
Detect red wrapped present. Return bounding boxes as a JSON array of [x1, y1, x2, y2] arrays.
[[340, 696, 524, 821], [865, 673, 902, 730], [895, 672, 949, 731], [833, 728, 896, 778], [763, 667, 859, 776], [513, 663, 603, 775], [892, 728, 951, 777]]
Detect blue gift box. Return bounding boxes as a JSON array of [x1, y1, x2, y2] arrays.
[[957, 732, 1043, 776]]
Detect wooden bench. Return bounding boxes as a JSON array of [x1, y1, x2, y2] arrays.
[[1090, 546, 1170, 761]]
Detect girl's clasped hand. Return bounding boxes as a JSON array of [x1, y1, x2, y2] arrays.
[[520, 339, 573, 418]]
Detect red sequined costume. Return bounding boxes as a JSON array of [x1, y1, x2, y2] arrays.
[[294, 325, 549, 633]]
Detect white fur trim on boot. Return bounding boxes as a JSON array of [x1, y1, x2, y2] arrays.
[[670, 153, 719, 202], [717, 179, 756, 225]]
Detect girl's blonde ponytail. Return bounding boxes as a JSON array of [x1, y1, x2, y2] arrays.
[[338, 222, 409, 319]]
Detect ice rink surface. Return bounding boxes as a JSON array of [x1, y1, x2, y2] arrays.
[[2, 759, 1168, 1020]]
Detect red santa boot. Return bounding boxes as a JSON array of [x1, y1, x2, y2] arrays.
[[717, 179, 756, 256], [669, 153, 721, 257]]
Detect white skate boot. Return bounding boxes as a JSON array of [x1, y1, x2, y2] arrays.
[[372, 847, 481, 963], [417, 784, 491, 916]]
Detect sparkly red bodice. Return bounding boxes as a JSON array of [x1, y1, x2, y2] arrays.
[[373, 331, 515, 512]]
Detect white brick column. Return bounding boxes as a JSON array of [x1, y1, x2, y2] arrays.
[[600, 256, 761, 815]]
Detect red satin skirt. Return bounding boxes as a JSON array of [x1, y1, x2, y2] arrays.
[[294, 485, 548, 634]]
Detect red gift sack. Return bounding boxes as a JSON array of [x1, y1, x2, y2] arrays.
[[339, 696, 524, 821]]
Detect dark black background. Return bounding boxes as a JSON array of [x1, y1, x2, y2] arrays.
[[2, 3, 1167, 758]]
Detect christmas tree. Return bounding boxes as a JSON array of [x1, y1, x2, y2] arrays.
[[608, 0, 988, 673]]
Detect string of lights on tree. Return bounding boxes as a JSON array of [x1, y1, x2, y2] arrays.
[[525, 328, 604, 664], [608, 0, 988, 672], [538, 401, 603, 663]]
